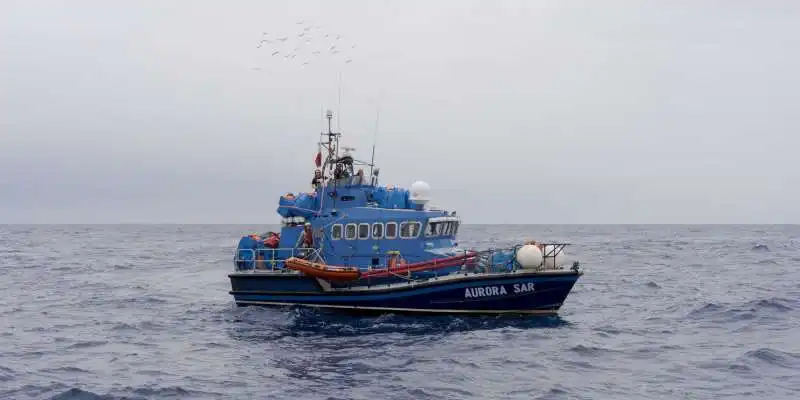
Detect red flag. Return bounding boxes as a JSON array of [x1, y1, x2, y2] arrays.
[[314, 151, 322, 167]]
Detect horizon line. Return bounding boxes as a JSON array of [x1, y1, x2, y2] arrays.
[[1, 223, 798, 226]]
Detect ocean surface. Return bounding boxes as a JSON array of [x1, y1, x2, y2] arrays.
[[1, 224, 798, 399]]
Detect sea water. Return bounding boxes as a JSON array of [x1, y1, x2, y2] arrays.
[[1, 224, 798, 399]]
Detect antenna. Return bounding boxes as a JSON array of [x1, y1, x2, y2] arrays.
[[336, 71, 343, 132], [369, 88, 384, 182], [320, 104, 324, 134]]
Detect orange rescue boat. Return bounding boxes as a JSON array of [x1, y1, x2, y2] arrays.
[[284, 257, 361, 281]]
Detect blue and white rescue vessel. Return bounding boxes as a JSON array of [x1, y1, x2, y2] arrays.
[[228, 110, 583, 315]]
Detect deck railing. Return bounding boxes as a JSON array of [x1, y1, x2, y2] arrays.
[[464, 243, 576, 273], [233, 243, 578, 273], [233, 247, 322, 271]]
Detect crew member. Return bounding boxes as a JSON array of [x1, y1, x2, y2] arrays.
[[311, 169, 323, 190], [302, 222, 314, 248]]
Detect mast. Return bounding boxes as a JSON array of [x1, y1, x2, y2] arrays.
[[369, 89, 383, 183], [319, 109, 339, 176], [317, 109, 341, 212]]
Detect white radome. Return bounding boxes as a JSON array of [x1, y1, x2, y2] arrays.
[[516, 244, 543, 269], [410, 181, 431, 203], [543, 245, 569, 268]]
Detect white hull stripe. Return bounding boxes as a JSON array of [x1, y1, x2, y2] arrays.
[[235, 300, 559, 315]]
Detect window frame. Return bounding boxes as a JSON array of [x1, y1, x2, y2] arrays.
[[410, 221, 422, 238], [385, 222, 397, 239], [345, 223, 357, 240], [358, 223, 370, 239], [331, 224, 343, 240], [399, 221, 410, 238], [372, 222, 384, 239], [425, 221, 436, 237]]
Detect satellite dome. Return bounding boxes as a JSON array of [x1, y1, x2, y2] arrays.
[[410, 181, 431, 204]]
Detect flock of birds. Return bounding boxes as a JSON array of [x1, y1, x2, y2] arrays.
[[251, 20, 356, 71]]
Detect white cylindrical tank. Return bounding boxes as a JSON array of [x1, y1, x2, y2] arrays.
[[516, 244, 543, 269], [543, 245, 569, 268]]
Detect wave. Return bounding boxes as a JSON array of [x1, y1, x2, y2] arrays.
[[755, 259, 779, 265], [128, 386, 193, 397], [743, 348, 800, 369], [48, 385, 219, 400], [0, 365, 13, 382], [748, 298, 794, 312], [569, 344, 619, 356], [688, 297, 795, 322], [752, 244, 770, 251], [66, 340, 108, 349], [535, 385, 576, 400], [592, 325, 622, 336], [39, 366, 92, 375]]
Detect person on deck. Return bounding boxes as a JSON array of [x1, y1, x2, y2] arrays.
[[311, 169, 323, 190], [301, 222, 314, 248], [333, 163, 344, 180]]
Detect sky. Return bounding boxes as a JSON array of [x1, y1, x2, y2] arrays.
[[0, 0, 798, 224]]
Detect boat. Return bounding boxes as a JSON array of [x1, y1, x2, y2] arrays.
[[228, 110, 583, 315]]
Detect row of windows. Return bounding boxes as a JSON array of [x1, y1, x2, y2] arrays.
[[330, 220, 458, 240], [425, 221, 459, 237]]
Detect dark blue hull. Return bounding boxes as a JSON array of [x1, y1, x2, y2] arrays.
[[228, 270, 582, 315]]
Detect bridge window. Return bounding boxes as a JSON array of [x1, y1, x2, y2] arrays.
[[425, 222, 437, 237], [423, 219, 460, 237], [332, 224, 343, 240], [372, 223, 384, 239], [386, 222, 397, 239], [410, 221, 421, 237], [358, 223, 370, 239], [400, 221, 422, 238], [345, 223, 357, 240], [399, 222, 410, 238]]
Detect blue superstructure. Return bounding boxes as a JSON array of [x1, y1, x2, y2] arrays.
[[228, 110, 583, 315]]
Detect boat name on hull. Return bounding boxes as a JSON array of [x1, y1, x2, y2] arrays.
[[464, 282, 535, 298]]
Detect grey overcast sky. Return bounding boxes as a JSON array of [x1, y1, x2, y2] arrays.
[[1, 0, 798, 224]]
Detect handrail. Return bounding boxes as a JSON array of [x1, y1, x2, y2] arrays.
[[233, 247, 322, 271], [462, 243, 573, 272], [233, 243, 576, 273]]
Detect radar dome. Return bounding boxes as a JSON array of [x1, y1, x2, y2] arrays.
[[410, 181, 431, 203], [543, 245, 569, 268], [516, 244, 543, 269]]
